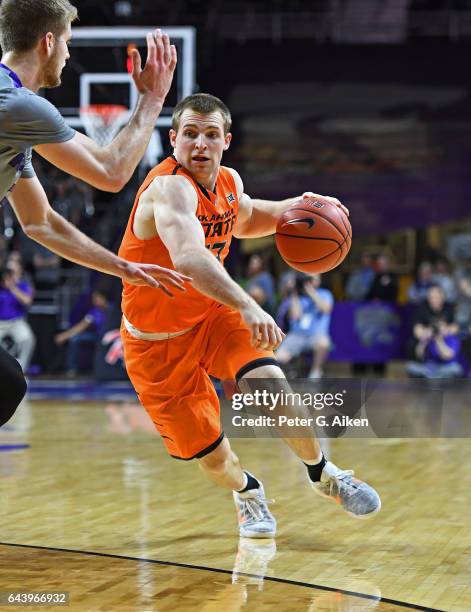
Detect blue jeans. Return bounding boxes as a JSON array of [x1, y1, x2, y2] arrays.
[[406, 360, 464, 379], [66, 332, 97, 372]]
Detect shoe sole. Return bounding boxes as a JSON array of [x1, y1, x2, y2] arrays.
[[239, 528, 277, 538], [346, 498, 382, 519]]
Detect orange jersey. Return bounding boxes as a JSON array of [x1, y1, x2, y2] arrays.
[[118, 155, 239, 333]]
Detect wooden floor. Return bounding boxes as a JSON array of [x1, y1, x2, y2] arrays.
[[0, 398, 470, 611]]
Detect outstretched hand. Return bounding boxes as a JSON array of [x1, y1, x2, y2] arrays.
[[130, 29, 177, 102], [121, 262, 192, 297], [302, 192, 350, 217]]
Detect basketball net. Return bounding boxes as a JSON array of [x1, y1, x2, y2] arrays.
[[79, 104, 130, 146]]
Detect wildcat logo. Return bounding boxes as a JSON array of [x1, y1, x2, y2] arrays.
[[286, 217, 315, 229]]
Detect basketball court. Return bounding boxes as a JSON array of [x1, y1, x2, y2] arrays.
[[0, 392, 469, 611]]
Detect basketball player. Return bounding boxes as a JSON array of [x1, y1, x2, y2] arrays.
[[119, 93, 381, 538], [0, 0, 190, 429]]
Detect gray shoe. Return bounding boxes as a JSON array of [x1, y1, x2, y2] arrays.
[[233, 475, 276, 538], [311, 461, 381, 518]]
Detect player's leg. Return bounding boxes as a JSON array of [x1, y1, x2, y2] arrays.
[[197, 432, 276, 538], [197, 436, 245, 490], [238, 363, 323, 462], [0, 345, 27, 427], [238, 363, 381, 518], [308, 333, 330, 379]]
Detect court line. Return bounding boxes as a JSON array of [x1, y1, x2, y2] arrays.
[[0, 541, 444, 611]]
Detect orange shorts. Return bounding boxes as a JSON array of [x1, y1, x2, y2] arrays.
[[121, 303, 277, 460]]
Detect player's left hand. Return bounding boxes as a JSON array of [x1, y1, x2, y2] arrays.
[[302, 192, 350, 217], [130, 29, 177, 102], [121, 261, 192, 297]]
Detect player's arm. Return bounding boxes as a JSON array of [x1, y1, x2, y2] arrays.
[[8, 176, 190, 294], [230, 169, 348, 239], [146, 175, 284, 350], [34, 30, 176, 192]]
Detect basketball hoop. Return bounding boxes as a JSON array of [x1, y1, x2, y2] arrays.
[[79, 104, 130, 146]]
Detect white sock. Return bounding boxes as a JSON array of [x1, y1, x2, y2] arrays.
[[303, 453, 324, 466], [236, 472, 248, 492]]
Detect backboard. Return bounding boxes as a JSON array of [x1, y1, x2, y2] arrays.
[[43, 27, 196, 129]]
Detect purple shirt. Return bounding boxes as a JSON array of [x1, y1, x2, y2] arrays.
[[0, 281, 32, 320], [84, 305, 108, 336], [426, 334, 460, 363]]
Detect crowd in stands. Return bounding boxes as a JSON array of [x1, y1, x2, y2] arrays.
[[242, 250, 471, 380], [1, 159, 471, 380], [2, 215, 471, 381], [0, 158, 117, 377]]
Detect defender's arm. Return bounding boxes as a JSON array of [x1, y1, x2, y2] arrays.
[[35, 30, 176, 192], [8, 176, 189, 293]]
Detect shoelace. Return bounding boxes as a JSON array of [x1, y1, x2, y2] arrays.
[[242, 496, 274, 522], [328, 469, 358, 498]]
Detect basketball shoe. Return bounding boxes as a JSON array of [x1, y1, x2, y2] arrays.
[[232, 538, 277, 589], [311, 461, 381, 518], [233, 475, 276, 538]]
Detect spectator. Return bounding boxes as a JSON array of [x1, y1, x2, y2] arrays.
[[245, 253, 276, 315], [345, 253, 375, 301], [276, 274, 334, 378], [407, 285, 463, 379], [408, 261, 434, 303], [432, 259, 457, 304], [0, 235, 7, 267], [0, 258, 35, 371], [454, 264, 471, 331], [367, 254, 398, 302], [54, 289, 110, 376], [277, 269, 297, 301]]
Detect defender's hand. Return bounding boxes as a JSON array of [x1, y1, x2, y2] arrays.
[[121, 262, 191, 297], [130, 29, 177, 101], [302, 192, 349, 217], [240, 302, 285, 351]]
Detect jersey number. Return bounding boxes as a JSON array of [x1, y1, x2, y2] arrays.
[[207, 242, 226, 262]]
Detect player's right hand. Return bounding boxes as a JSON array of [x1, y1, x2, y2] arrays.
[[120, 261, 191, 297], [302, 192, 350, 217], [240, 302, 285, 351], [130, 29, 177, 102]]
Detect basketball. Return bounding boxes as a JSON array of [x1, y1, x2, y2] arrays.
[[275, 196, 352, 273]]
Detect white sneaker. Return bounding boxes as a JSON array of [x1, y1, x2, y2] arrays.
[[232, 538, 277, 589], [311, 461, 381, 518], [308, 368, 323, 379], [233, 474, 276, 538]]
